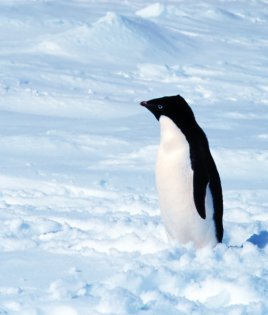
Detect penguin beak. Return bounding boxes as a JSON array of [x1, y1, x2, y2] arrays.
[[140, 101, 148, 107]]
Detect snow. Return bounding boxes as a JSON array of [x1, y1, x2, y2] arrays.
[[0, 0, 267, 314]]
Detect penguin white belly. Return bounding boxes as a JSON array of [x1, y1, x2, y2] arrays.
[[156, 116, 217, 248]]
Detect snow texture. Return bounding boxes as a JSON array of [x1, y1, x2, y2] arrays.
[[0, 0, 267, 314]]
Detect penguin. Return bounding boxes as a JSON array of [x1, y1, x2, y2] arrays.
[[140, 95, 223, 248]]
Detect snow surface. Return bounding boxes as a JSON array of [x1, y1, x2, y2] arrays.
[[0, 0, 267, 314]]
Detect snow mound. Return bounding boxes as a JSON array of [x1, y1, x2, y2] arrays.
[[36, 12, 182, 64]]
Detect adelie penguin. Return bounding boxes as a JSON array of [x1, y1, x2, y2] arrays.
[[140, 95, 223, 248]]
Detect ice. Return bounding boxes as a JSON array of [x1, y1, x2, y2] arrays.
[[136, 3, 165, 18], [0, 0, 267, 314]]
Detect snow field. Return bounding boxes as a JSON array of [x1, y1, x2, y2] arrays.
[[0, 0, 268, 314]]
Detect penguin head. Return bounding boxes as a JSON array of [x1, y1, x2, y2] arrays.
[[140, 95, 195, 126]]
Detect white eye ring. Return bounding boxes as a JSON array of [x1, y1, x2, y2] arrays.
[[158, 105, 163, 109]]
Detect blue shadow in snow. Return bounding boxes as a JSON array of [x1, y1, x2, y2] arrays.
[[247, 231, 268, 249]]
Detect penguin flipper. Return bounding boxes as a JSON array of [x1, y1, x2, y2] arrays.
[[193, 169, 208, 219]]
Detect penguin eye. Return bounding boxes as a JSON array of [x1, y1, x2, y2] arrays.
[[158, 105, 163, 109]]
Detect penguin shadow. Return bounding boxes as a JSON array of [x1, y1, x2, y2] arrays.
[[247, 230, 268, 249]]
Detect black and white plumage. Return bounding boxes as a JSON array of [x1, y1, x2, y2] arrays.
[[140, 95, 223, 248]]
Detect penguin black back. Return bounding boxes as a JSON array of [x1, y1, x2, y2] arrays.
[[141, 95, 224, 243]]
